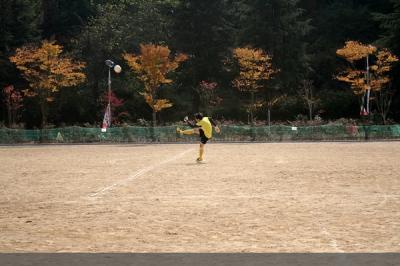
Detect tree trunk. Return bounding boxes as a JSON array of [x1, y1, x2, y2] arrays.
[[308, 103, 313, 121], [250, 91, 255, 125], [268, 108, 271, 134], [41, 101, 47, 128], [42, 0, 59, 39], [152, 111, 157, 127], [11, 109, 17, 128], [366, 55, 371, 114], [7, 105, 12, 127], [380, 92, 392, 125], [374, 88, 393, 125]]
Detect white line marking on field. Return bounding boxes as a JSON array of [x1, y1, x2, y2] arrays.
[[321, 227, 343, 252], [378, 194, 389, 207], [110, 194, 400, 200], [375, 179, 390, 208], [88, 149, 193, 198]]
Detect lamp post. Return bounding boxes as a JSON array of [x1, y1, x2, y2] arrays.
[[102, 60, 122, 132]]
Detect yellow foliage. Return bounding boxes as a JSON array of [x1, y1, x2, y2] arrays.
[[9, 40, 86, 102], [143, 93, 173, 112], [336, 69, 368, 95], [375, 49, 399, 76], [22, 89, 37, 97], [232, 47, 277, 93], [267, 94, 287, 108], [123, 44, 187, 113], [153, 99, 173, 112], [336, 41, 398, 95], [336, 41, 377, 63]]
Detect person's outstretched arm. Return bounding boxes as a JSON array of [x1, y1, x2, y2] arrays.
[[209, 117, 217, 127], [209, 117, 221, 133]]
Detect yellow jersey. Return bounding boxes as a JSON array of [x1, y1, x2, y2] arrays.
[[196, 117, 213, 139]]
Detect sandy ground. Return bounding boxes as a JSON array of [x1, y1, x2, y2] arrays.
[[0, 142, 399, 252]]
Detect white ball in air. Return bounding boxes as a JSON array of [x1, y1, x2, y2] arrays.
[[114, 65, 122, 73]]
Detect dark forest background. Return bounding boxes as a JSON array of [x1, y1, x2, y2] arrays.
[[1, 0, 400, 128]]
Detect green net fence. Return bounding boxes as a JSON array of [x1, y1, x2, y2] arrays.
[[0, 124, 400, 144]]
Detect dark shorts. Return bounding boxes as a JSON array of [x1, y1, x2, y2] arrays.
[[199, 129, 209, 144]]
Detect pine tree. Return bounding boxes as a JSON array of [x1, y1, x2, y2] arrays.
[[171, 0, 233, 112], [375, 0, 400, 121], [0, 0, 41, 124], [375, 0, 400, 54], [0, 0, 41, 53], [41, 0, 93, 41], [235, 0, 311, 91]]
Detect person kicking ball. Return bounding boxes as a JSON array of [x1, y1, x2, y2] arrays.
[[177, 113, 220, 162]]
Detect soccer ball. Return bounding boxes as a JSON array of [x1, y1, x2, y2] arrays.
[[114, 65, 122, 73]]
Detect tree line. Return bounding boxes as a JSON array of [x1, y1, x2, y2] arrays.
[[1, 0, 399, 128]]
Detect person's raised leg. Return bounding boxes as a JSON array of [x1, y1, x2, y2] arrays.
[[177, 128, 195, 135]]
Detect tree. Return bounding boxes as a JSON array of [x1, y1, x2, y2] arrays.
[[299, 79, 318, 121], [171, 0, 233, 112], [75, 0, 176, 123], [375, 0, 400, 55], [0, 0, 41, 53], [235, 0, 311, 91], [336, 41, 398, 122], [0, 0, 41, 88], [232, 47, 277, 125], [305, 0, 386, 120], [3, 85, 23, 127], [123, 44, 188, 126], [375, 0, 400, 122], [372, 49, 399, 123], [9, 40, 86, 127], [336, 41, 377, 116], [41, 0, 94, 41], [0, 0, 41, 125], [195, 81, 222, 116], [265, 94, 286, 128]]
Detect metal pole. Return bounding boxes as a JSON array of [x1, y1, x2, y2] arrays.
[[108, 67, 112, 128], [108, 67, 111, 106]]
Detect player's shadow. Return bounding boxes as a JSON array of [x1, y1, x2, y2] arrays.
[[185, 162, 207, 166]]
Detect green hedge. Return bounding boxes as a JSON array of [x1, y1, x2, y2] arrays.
[[1, 125, 399, 144]]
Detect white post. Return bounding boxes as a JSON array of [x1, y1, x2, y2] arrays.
[[108, 67, 112, 126]]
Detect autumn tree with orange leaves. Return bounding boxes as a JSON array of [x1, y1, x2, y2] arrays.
[[123, 44, 188, 126], [232, 47, 277, 125], [336, 41, 398, 121], [9, 40, 86, 127]]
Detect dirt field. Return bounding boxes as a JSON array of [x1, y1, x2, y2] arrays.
[[0, 142, 399, 252]]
